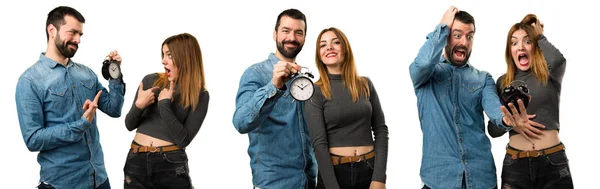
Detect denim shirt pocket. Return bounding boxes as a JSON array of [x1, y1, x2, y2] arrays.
[[47, 84, 71, 112], [460, 79, 483, 107], [80, 79, 96, 91], [432, 68, 451, 97]]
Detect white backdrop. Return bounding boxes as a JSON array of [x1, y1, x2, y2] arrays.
[[1, 0, 597, 188]]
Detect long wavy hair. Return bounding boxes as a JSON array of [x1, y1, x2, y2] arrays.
[[314, 27, 369, 102], [154, 33, 206, 110]]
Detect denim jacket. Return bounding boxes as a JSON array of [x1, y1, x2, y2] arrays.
[[232, 53, 317, 189], [409, 24, 511, 189], [16, 53, 125, 189]]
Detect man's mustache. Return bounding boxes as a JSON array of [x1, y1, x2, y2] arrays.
[[282, 40, 300, 46]]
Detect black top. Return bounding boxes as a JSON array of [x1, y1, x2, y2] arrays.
[[125, 73, 210, 148], [488, 35, 566, 137], [304, 74, 389, 189]]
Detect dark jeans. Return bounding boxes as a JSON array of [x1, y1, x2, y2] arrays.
[[316, 157, 374, 189], [37, 178, 111, 189], [123, 148, 192, 189], [501, 144, 573, 189]]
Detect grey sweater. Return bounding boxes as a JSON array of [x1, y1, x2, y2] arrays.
[[304, 74, 389, 189], [488, 35, 566, 137], [125, 73, 210, 148]]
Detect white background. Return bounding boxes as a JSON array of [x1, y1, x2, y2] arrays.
[[1, 0, 597, 188]]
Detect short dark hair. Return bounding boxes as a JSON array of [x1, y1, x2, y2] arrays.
[[46, 6, 85, 41], [455, 11, 475, 32], [274, 9, 307, 33]]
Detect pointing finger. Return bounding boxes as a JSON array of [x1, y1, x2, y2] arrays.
[[93, 90, 102, 104]]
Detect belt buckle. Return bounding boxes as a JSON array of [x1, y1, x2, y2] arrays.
[[526, 150, 541, 158], [145, 146, 158, 153]]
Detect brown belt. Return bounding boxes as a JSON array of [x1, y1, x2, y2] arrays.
[[130, 142, 181, 153], [506, 143, 565, 160], [331, 151, 375, 166]]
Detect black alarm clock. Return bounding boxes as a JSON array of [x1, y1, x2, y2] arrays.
[[500, 80, 529, 114], [289, 67, 315, 101], [101, 57, 122, 80]]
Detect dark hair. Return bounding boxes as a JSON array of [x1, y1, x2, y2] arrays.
[[455, 11, 475, 32], [274, 9, 307, 33], [46, 6, 85, 41]]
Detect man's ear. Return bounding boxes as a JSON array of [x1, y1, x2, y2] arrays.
[[47, 24, 56, 39], [273, 30, 277, 42]]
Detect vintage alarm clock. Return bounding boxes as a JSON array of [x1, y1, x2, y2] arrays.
[[500, 80, 529, 114], [101, 57, 122, 80], [289, 67, 315, 101]]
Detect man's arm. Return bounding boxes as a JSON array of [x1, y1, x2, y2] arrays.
[[410, 7, 458, 89], [232, 67, 285, 134], [96, 77, 125, 118], [97, 50, 125, 117], [482, 73, 512, 132], [16, 77, 91, 151], [409, 23, 450, 89], [487, 76, 509, 137]]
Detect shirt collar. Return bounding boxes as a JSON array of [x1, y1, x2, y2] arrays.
[[439, 54, 471, 68], [40, 52, 73, 68], [268, 53, 280, 65]]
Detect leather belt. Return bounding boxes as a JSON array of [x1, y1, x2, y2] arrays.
[[506, 143, 565, 160], [131, 142, 180, 153], [331, 151, 375, 166]]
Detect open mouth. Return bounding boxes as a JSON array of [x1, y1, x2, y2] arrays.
[[518, 53, 529, 66], [454, 49, 466, 59], [165, 67, 171, 77]]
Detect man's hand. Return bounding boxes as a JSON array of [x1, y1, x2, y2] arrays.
[[135, 82, 159, 109], [106, 50, 122, 64], [440, 6, 459, 28], [82, 90, 102, 123], [272, 61, 300, 89], [500, 99, 546, 141]]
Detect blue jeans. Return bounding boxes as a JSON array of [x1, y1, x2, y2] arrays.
[[37, 178, 110, 189], [501, 143, 573, 189], [123, 147, 192, 189]]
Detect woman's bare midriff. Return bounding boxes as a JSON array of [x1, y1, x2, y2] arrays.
[[329, 146, 374, 157], [509, 130, 560, 151], [133, 132, 174, 147]]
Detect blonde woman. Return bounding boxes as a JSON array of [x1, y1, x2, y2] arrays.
[[488, 14, 572, 188], [123, 33, 209, 189], [305, 27, 389, 189]]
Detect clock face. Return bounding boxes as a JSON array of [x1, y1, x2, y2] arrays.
[[108, 63, 121, 79], [290, 77, 314, 101]]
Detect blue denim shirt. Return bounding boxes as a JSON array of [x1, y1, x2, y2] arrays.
[[409, 24, 511, 189], [16, 53, 125, 189], [233, 53, 317, 189]]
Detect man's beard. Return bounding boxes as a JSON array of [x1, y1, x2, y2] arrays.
[[445, 45, 470, 66], [55, 35, 78, 58], [276, 38, 303, 59]]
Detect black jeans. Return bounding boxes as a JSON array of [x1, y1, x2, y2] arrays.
[[316, 157, 374, 189], [37, 178, 111, 189], [501, 144, 573, 189], [123, 148, 192, 189]]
